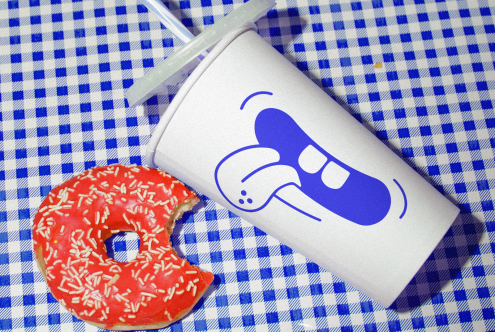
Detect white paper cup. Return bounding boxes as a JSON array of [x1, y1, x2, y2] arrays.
[[146, 26, 459, 307]]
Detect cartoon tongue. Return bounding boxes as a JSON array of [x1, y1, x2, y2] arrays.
[[215, 146, 301, 211]]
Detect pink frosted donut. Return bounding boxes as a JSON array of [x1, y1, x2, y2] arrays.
[[32, 165, 214, 330]]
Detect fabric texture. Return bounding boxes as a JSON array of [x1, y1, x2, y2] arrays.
[[0, 0, 494, 331]]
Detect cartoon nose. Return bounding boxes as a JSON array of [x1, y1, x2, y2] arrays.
[[215, 146, 301, 211]]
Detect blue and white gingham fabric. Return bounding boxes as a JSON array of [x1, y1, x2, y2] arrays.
[[1, 0, 494, 331]]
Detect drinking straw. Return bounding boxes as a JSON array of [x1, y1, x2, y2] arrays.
[[126, 0, 276, 107], [139, 0, 207, 60]]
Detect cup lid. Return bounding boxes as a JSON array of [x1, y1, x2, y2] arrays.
[[125, 0, 276, 108]]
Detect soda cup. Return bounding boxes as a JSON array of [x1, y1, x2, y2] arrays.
[[142, 26, 459, 307], [126, 0, 460, 307]]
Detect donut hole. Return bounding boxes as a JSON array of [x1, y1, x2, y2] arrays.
[[104, 231, 141, 263]]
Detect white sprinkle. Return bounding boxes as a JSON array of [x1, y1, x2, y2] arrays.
[[68, 282, 79, 290], [140, 292, 157, 298], [168, 288, 175, 300], [90, 238, 98, 250], [119, 294, 130, 302], [108, 274, 120, 286]]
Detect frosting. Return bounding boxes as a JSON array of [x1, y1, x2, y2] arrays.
[[32, 165, 213, 329]]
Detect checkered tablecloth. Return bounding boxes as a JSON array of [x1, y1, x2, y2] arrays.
[[1, 0, 494, 331]]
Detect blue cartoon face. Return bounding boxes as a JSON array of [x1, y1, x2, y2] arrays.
[[215, 92, 396, 226]]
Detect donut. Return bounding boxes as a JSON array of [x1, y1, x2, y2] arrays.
[[32, 165, 214, 330]]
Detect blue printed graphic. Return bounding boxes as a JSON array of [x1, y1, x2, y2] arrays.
[[215, 92, 393, 226], [394, 179, 407, 219], [240, 91, 273, 110]]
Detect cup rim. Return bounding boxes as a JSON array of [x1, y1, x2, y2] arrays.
[[145, 24, 256, 168]]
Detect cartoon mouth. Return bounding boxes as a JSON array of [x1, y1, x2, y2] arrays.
[[215, 108, 391, 226]]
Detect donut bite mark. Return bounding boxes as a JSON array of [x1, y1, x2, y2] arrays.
[[32, 165, 214, 330]]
